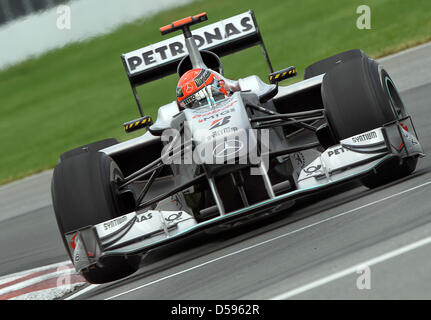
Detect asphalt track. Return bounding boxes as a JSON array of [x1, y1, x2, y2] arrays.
[[1, 42, 431, 300]]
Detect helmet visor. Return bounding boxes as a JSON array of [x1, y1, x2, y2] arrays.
[[179, 84, 226, 109]]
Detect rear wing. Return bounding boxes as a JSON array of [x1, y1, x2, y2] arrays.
[[121, 11, 273, 116]]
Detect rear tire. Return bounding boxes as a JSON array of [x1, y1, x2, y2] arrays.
[[52, 147, 140, 284], [321, 54, 417, 188]]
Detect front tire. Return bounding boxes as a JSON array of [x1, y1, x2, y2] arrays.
[[321, 53, 417, 188], [51, 148, 140, 283]]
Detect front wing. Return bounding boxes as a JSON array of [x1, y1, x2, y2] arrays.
[[67, 117, 424, 273]]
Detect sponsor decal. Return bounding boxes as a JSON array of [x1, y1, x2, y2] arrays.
[[103, 216, 127, 231], [208, 126, 238, 140], [291, 152, 306, 180], [194, 69, 211, 87], [198, 109, 234, 123], [400, 123, 409, 132], [351, 131, 378, 143], [70, 234, 77, 250], [397, 123, 418, 150], [124, 12, 256, 75], [165, 212, 183, 222], [213, 139, 244, 158], [137, 211, 183, 224], [68, 233, 93, 259], [292, 152, 306, 169], [304, 164, 322, 176], [192, 101, 237, 119], [327, 146, 349, 157], [161, 127, 269, 171], [136, 212, 153, 223], [185, 83, 194, 94], [182, 94, 197, 107], [210, 116, 231, 130]]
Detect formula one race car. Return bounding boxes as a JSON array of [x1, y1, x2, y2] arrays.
[[51, 11, 424, 283]]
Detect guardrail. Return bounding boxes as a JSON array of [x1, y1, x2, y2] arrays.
[[0, 0, 68, 26]]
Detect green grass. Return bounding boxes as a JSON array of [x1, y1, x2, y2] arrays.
[[0, 0, 430, 184]]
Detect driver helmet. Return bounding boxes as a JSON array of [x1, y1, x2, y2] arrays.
[[176, 68, 228, 109]]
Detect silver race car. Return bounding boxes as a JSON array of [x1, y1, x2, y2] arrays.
[[51, 11, 424, 283]]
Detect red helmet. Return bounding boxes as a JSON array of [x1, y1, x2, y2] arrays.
[[176, 68, 228, 109]]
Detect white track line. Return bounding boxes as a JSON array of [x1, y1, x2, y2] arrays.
[[100, 180, 431, 300], [271, 235, 431, 299]]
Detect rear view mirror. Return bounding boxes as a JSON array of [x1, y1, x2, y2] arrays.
[[268, 66, 297, 84], [123, 115, 153, 133]]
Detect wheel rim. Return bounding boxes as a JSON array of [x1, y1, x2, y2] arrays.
[[385, 76, 407, 119]]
